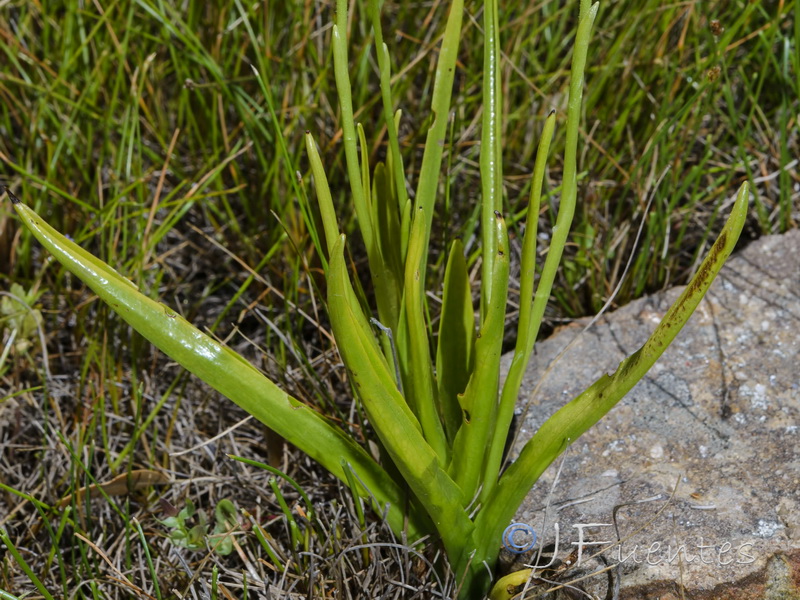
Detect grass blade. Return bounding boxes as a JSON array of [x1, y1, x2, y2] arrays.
[[0, 527, 56, 600]]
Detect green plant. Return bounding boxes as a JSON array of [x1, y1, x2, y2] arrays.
[[4, 0, 750, 597], [158, 498, 239, 556], [0, 282, 44, 376]]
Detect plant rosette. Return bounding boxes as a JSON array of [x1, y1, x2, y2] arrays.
[[3, 0, 750, 596]]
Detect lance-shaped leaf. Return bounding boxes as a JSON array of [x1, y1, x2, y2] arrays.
[[480, 0, 597, 507], [472, 181, 750, 566], [479, 0, 503, 317], [412, 0, 464, 285], [8, 193, 420, 538], [368, 0, 408, 215], [480, 110, 556, 503], [304, 132, 340, 259], [372, 161, 403, 294], [436, 238, 475, 443], [448, 210, 509, 499], [332, 6, 370, 254], [402, 208, 448, 461], [327, 233, 474, 560]]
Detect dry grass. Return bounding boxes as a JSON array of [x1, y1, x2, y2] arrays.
[[1, 358, 462, 599]]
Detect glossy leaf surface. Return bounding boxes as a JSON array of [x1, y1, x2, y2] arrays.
[[10, 197, 416, 536]]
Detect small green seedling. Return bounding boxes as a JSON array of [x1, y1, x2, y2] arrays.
[[159, 498, 207, 552], [159, 498, 239, 556]]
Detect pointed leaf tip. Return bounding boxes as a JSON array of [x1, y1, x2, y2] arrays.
[[2, 186, 21, 204]]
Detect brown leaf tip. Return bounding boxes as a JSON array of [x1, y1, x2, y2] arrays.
[[1, 185, 21, 205]]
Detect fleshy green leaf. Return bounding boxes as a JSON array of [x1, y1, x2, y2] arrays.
[[479, 0, 503, 318], [372, 161, 403, 304], [448, 210, 509, 499], [481, 110, 557, 503], [304, 131, 339, 259], [327, 233, 473, 561], [436, 238, 475, 442], [473, 181, 750, 570], [411, 0, 464, 286], [368, 0, 408, 212], [10, 198, 416, 538], [400, 209, 448, 461]]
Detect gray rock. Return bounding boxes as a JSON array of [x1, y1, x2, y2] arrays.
[[504, 230, 800, 599]]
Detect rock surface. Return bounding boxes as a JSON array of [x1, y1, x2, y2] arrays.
[[504, 230, 800, 599]]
